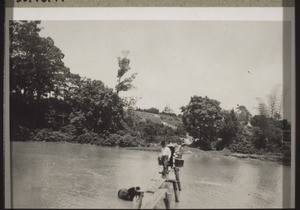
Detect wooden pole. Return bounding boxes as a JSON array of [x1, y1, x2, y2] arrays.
[[174, 167, 182, 191], [172, 181, 179, 202], [164, 192, 171, 209]]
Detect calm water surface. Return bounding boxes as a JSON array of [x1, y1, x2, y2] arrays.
[[12, 141, 290, 208]]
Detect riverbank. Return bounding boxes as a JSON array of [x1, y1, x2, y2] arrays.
[[13, 140, 289, 165], [125, 146, 288, 164]]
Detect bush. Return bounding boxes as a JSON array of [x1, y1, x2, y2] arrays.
[[11, 125, 34, 141], [229, 141, 256, 154], [74, 132, 103, 145], [251, 127, 267, 149], [118, 134, 141, 147], [102, 133, 143, 147], [218, 110, 239, 149], [34, 129, 75, 142], [229, 127, 257, 154], [215, 138, 225, 151], [60, 124, 77, 135], [101, 133, 121, 146]]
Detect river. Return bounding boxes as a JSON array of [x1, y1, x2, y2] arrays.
[[11, 141, 291, 208]]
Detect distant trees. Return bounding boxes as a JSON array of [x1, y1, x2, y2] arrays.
[[162, 106, 177, 117], [136, 107, 160, 114], [147, 107, 160, 114], [136, 106, 177, 117], [181, 96, 223, 150]]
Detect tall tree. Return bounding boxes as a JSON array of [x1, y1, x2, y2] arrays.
[[218, 109, 240, 150], [267, 85, 282, 121], [115, 51, 137, 94], [10, 21, 68, 102], [181, 96, 223, 150], [251, 85, 284, 150], [9, 21, 69, 128], [236, 105, 251, 125], [255, 85, 282, 121], [69, 78, 124, 134]]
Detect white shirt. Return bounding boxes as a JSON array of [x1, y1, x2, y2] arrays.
[[160, 146, 171, 160]]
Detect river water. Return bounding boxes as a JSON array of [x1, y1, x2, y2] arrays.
[[11, 141, 290, 208]]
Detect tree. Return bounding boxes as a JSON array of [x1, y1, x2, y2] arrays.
[[10, 21, 68, 102], [69, 78, 124, 134], [255, 85, 282, 121], [145, 107, 160, 114], [181, 96, 223, 150], [9, 21, 70, 129], [217, 109, 240, 150], [251, 86, 284, 150], [115, 51, 137, 94], [162, 105, 176, 116], [236, 105, 251, 125], [256, 100, 269, 117], [163, 106, 173, 114], [267, 85, 282, 121]]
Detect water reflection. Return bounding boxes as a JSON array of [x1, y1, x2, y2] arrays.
[[12, 142, 288, 208]]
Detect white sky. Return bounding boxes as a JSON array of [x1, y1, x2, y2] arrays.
[[39, 20, 284, 115]]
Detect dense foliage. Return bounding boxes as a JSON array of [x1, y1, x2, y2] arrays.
[[217, 109, 239, 150], [10, 21, 183, 148], [10, 21, 126, 142], [181, 96, 223, 150], [10, 21, 290, 160]]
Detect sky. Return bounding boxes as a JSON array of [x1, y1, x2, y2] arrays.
[[39, 21, 285, 116]]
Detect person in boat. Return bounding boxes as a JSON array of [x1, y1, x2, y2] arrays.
[[118, 186, 141, 201], [174, 141, 183, 158], [158, 140, 172, 178]]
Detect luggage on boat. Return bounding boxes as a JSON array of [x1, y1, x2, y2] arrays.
[[175, 158, 184, 168]]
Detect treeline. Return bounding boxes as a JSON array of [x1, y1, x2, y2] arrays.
[[9, 21, 183, 147], [10, 21, 291, 160], [135, 107, 178, 117], [181, 94, 291, 161]]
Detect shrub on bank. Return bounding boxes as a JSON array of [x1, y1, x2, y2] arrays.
[[102, 133, 142, 147], [229, 141, 256, 154], [101, 133, 121, 146], [120, 134, 141, 147], [34, 129, 75, 142], [229, 127, 256, 154], [74, 132, 103, 145], [60, 124, 77, 136]]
